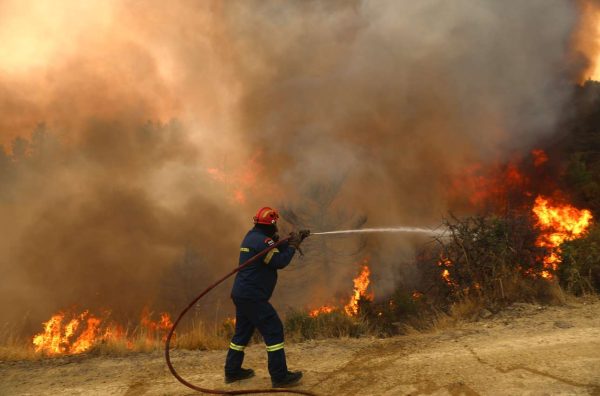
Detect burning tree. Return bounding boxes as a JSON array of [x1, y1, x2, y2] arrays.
[[428, 214, 544, 305]]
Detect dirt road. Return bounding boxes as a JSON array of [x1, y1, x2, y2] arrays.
[[2, 299, 599, 395]]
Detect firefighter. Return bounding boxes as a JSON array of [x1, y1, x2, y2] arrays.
[[224, 207, 308, 388]]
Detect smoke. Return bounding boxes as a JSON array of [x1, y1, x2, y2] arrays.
[[0, 0, 596, 325]]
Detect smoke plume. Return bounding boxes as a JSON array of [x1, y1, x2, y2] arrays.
[[0, 0, 596, 325]]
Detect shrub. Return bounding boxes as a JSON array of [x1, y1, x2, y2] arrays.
[[284, 309, 369, 341], [559, 223, 600, 294]]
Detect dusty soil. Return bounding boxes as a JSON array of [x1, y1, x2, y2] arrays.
[[2, 299, 600, 396]]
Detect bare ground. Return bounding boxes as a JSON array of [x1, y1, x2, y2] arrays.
[[2, 298, 600, 396]]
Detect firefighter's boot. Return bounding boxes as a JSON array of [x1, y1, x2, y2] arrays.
[[225, 368, 255, 383], [272, 370, 303, 388]]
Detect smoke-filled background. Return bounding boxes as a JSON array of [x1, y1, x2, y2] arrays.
[[1, 0, 599, 326]]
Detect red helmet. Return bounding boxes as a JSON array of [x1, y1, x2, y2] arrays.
[[253, 207, 279, 225]]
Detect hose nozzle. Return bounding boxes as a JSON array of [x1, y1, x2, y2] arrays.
[[299, 229, 310, 240]]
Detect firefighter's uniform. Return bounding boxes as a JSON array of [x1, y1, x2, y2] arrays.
[[225, 227, 296, 381]]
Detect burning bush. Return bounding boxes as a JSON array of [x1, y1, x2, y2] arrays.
[[429, 215, 545, 304], [427, 213, 573, 309]]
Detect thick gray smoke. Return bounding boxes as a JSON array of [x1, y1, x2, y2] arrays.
[[0, 0, 590, 327], [221, 0, 582, 302]]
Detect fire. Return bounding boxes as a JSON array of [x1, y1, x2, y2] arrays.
[[309, 305, 335, 317], [448, 161, 528, 209], [531, 149, 549, 167], [140, 307, 173, 341], [32, 308, 173, 356], [307, 259, 374, 318], [437, 256, 457, 287], [532, 195, 593, 279], [344, 261, 374, 316]]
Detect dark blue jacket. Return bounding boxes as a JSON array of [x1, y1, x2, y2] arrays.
[[231, 227, 296, 301]]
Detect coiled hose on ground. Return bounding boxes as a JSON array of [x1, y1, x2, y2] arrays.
[[165, 236, 317, 395]]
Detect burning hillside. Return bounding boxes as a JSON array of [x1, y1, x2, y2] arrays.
[[438, 148, 595, 290], [0, 1, 600, 369]]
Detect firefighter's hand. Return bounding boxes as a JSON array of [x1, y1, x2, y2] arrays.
[[299, 229, 310, 241], [288, 231, 303, 249]]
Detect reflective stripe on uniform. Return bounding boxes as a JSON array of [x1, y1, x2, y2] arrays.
[[265, 342, 284, 352], [229, 342, 246, 352], [240, 247, 250, 252], [264, 248, 279, 264]]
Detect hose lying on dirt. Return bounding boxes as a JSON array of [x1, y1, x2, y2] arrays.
[[165, 236, 317, 396]]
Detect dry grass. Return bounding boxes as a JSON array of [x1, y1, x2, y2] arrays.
[[284, 309, 371, 342], [0, 323, 40, 361], [173, 320, 230, 351]]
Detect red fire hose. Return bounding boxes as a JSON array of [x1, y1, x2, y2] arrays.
[[164, 236, 317, 395]]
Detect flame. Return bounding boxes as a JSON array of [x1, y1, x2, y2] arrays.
[[308, 305, 335, 317], [575, 0, 600, 82], [437, 256, 458, 287], [532, 195, 593, 279], [140, 307, 173, 342], [441, 269, 452, 283], [344, 261, 374, 316], [32, 308, 173, 355], [307, 259, 373, 318]]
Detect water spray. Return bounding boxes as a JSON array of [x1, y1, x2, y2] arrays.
[[310, 226, 443, 236], [165, 225, 441, 395]]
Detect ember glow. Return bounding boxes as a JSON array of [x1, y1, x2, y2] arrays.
[[531, 149, 549, 167], [411, 291, 424, 300], [448, 161, 529, 209], [32, 308, 173, 356], [532, 196, 593, 279]]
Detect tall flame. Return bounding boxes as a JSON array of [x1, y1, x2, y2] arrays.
[[532, 195, 593, 279], [344, 261, 374, 316]]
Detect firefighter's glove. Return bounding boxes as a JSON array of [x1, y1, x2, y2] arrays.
[[290, 230, 310, 255], [288, 232, 302, 248], [299, 229, 310, 241]]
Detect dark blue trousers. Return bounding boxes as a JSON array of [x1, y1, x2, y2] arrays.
[[224, 298, 287, 380]]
